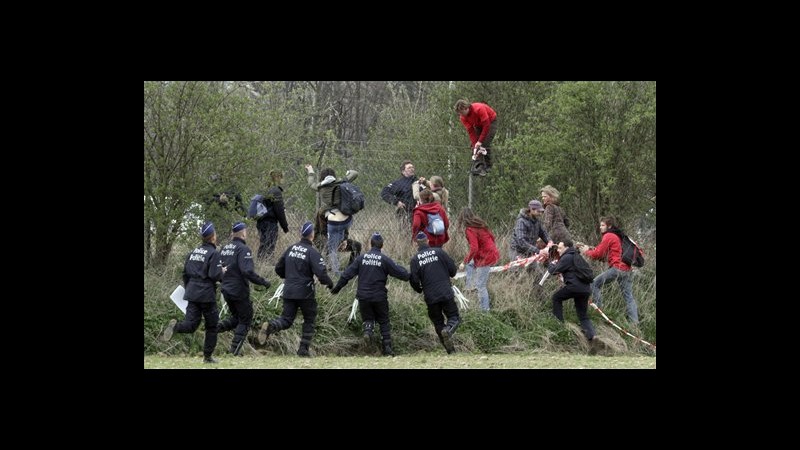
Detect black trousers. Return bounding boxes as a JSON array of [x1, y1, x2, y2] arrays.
[[426, 298, 460, 336], [175, 301, 219, 358], [272, 298, 318, 346], [257, 219, 279, 260], [360, 300, 391, 340], [218, 292, 254, 353], [473, 119, 498, 168], [552, 285, 595, 340]]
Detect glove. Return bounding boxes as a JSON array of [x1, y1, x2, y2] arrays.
[[458, 262, 465, 271], [330, 286, 341, 294], [326, 281, 334, 290], [282, 226, 289, 233], [263, 280, 271, 290], [253, 284, 265, 292]]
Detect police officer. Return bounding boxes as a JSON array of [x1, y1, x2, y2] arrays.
[[331, 232, 409, 356], [218, 222, 272, 356], [163, 221, 226, 364], [409, 232, 460, 354], [258, 222, 334, 357]]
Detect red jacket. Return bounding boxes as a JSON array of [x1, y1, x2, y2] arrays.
[[585, 231, 630, 271], [412, 202, 449, 247], [459, 102, 497, 146], [464, 226, 500, 267]]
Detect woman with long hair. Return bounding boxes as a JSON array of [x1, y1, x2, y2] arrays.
[[456, 207, 500, 311]]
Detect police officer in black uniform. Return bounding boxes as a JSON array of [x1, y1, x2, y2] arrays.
[[331, 232, 409, 356], [409, 232, 460, 354], [258, 222, 333, 357], [218, 222, 272, 356], [163, 221, 226, 364]]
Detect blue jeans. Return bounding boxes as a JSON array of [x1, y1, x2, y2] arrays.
[[327, 217, 352, 276], [591, 267, 638, 324], [466, 261, 492, 311]]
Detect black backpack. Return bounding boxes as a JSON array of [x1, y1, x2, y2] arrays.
[[572, 252, 594, 284], [611, 229, 645, 267], [336, 181, 365, 216]]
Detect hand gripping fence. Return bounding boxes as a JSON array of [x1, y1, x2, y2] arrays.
[[454, 254, 545, 280]]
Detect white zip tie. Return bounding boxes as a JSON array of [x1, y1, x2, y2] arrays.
[[267, 283, 284, 307], [347, 298, 359, 324], [452, 286, 470, 310]]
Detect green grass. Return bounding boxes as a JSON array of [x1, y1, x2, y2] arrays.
[[144, 352, 655, 369]]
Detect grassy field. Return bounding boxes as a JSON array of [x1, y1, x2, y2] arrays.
[[144, 352, 655, 369]]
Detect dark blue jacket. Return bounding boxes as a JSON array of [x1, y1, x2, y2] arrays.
[[220, 237, 271, 299], [334, 248, 410, 302], [182, 242, 224, 303], [275, 238, 333, 300], [547, 248, 591, 293], [381, 174, 417, 215], [259, 185, 289, 233], [409, 244, 457, 305]]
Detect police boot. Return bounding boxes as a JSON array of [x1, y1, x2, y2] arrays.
[[440, 325, 457, 355], [297, 343, 311, 357], [382, 338, 394, 357], [362, 321, 375, 346], [258, 320, 279, 345]]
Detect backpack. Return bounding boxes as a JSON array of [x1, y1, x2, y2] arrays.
[[247, 194, 271, 220], [620, 234, 645, 267], [336, 181, 365, 216], [426, 212, 445, 235], [572, 252, 595, 284]]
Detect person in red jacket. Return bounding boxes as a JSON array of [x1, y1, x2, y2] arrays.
[[455, 99, 498, 176], [412, 189, 449, 247], [456, 207, 500, 311], [577, 216, 639, 325]]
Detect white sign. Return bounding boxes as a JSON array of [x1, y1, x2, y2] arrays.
[[170, 285, 188, 314]]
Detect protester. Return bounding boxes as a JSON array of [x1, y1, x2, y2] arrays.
[[547, 239, 597, 345], [578, 216, 639, 325], [456, 207, 499, 311], [380, 160, 417, 227], [256, 170, 290, 261], [455, 99, 498, 176]]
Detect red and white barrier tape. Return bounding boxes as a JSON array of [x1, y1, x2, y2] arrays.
[[454, 254, 548, 279], [589, 302, 655, 349]]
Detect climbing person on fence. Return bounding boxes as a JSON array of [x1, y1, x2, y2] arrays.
[[455, 99, 497, 176], [330, 232, 410, 357], [162, 221, 226, 364], [409, 232, 460, 354], [577, 216, 639, 326], [218, 222, 272, 356], [305, 164, 358, 277]]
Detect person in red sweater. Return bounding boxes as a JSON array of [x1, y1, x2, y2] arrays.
[[456, 207, 500, 311], [412, 189, 449, 247], [455, 99, 498, 176], [577, 216, 639, 325]]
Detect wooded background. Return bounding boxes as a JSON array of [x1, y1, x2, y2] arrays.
[[144, 81, 656, 269]]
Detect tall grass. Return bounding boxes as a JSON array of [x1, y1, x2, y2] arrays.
[[145, 209, 655, 357]]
